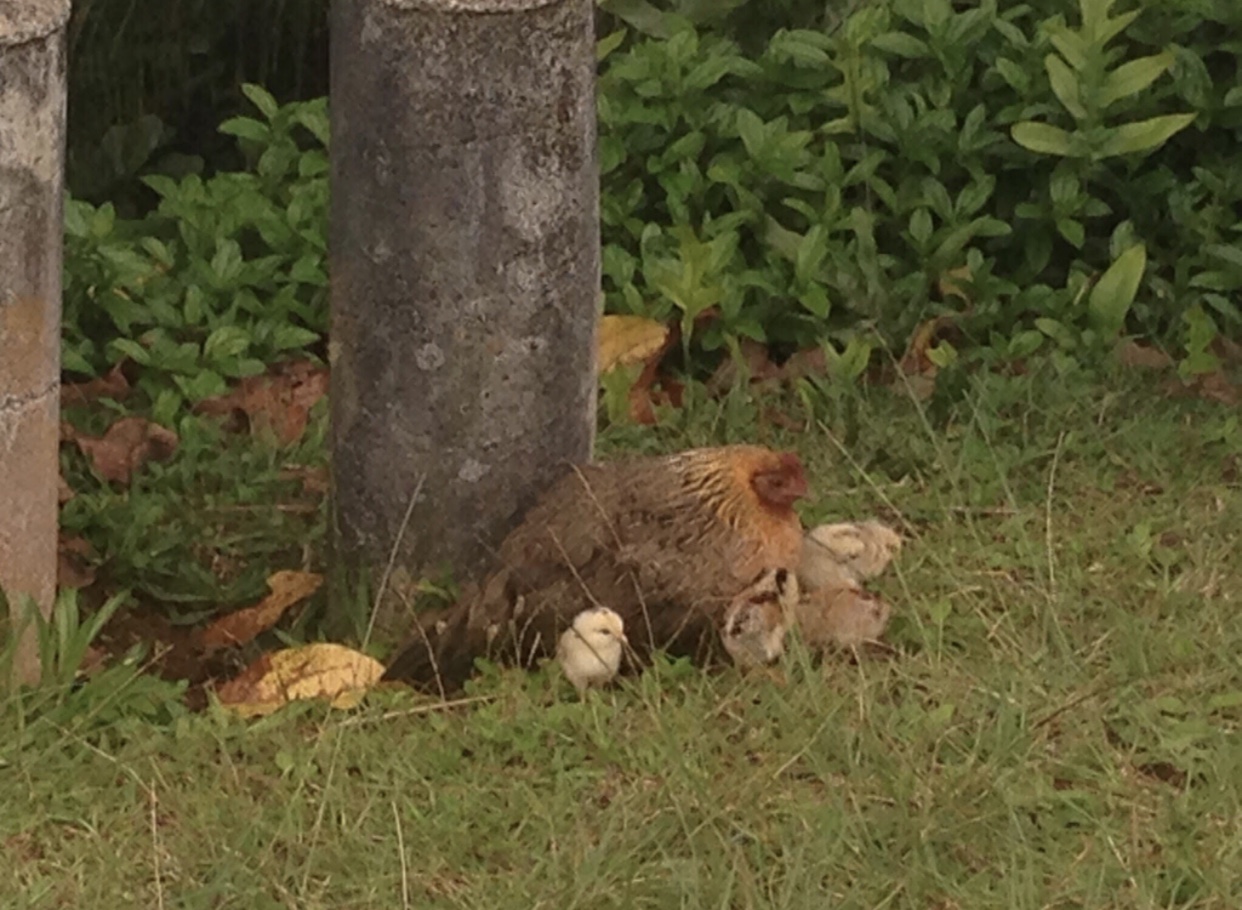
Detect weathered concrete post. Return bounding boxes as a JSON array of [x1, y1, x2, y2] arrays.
[[329, 0, 600, 635], [0, 1, 70, 685]]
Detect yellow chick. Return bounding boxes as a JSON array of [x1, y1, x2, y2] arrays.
[[557, 607, 628, 696], [798, 520, 903, 591], [721, 568, 800, 669], [796, 584, 892, 652]]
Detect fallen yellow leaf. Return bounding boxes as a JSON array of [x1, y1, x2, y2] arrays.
[[598, 314, 670, 374], [215, 643, 385, 718]]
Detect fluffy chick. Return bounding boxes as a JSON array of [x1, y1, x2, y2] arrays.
[[721, 568, 800, 669], [798, 520, 903, 591], [557, 607, 628, 696], [796, 584, 892, 651]]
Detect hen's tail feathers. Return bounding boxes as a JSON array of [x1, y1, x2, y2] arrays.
[[381, 604, 478, 696]]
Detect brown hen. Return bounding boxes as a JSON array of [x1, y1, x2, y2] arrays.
[[382, 445, 808, 693]]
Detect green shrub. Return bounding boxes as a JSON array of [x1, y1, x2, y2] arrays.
[[63, 87, 329, 423], [63, 0, 1241, 414], [597, 0, 1241, 369]]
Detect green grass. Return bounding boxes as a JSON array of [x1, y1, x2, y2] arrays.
[[4, 361, 1241, 908]]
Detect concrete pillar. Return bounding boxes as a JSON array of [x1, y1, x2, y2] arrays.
[[328, 0, 600, 635], [0, 1, 70, 686]]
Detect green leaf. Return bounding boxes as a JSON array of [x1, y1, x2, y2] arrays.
[[908, 208, 933, 246], [108, 337, 151, 365], [293, 101, 330, 147], [1096, 114, 1196, 158], [219, 117, 270, 144], [1098, 52, 1174, 109], [598, 0, 681, 39], [1035, 316, 1078, 348], [175, 370, 227, 402], [1078, 0, 1117, 38], [211, 241, 244, 284], [597, 29, 626, 62], [1011, 122, 1075, 156], [90, 204, 116, 239], [1088, 243, 1146, 336], [1049, 168, 1080, 207], [1092, 9, 1139, 47], [141, 174, 179, 200], [1206, 244, 1242, 271], [61, 348, 94, 374], [871, 32, 929, 58], [992, 19, 1028, 48], [1045, 54, 1086, 120], [64, 200, 91, 238], [290, 254, 326, 286], [926, 341, 957, 369], [770, 30, 831, 66], [1057, 218, 1085, 249], [1008, 329, 1046, 358], [735, 109, 767, 160], [1047, 26, 1089, 71], [799, 283, 830, 319], [794, 225, 827, 285], [241, 84, 279, 121], [921, 0, 951, 31], [994, 57, 1029, 93], [298, 151, 329, 179], [203, 325, 252, 362], [955, 177, 994, 219], [140, 237, 174, 268], [183, 286, 206, 325], [272, 325, 322, 352]]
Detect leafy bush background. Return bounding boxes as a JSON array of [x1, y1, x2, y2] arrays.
[[63, 0, 1242, 415]]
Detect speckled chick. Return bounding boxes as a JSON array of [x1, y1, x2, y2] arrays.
[[721, 568, 800, 668]]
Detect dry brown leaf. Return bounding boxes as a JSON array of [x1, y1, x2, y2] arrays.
[[214, 643, 385, 717], [627, 383, 659, 425], [597, 315, 671, 374], [1161, 371, 1242, 407], [774, 347, 828, 384], [195, 360, 329, 446], [72, 416, 179, 485], [899, 315, 957, 376], [1116, 340, 1173, 370], [895, 315, 958, 401], [57, 536, 97, 590], [706, 339, 778, 393], [1209, 336, 1242, 364], [627, 372, 688, 425], [1194, 371, 1241, 406], [279, 464, 329, 498], [60, 363, 130, 407], [197, 570, 323, 653]]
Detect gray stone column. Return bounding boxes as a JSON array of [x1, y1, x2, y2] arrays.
[[0, 1, 69, 686], [328, 0, 600, 635]]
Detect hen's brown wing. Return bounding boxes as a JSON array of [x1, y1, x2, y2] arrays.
[[383, 451, 802, 693]]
